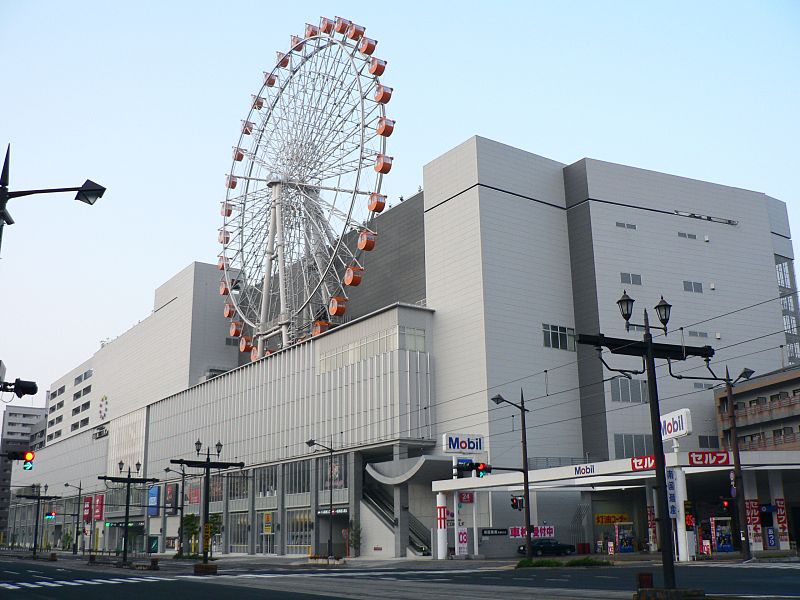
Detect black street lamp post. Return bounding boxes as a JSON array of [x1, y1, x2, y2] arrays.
[[165, 465, 188, 556], [0, 145, 105, 255], [98, 460, 157, 565], [18, 484, 59, 558], [170, 440, 244, 570], [306, 439, 336, 561], [491, 391, 533, 560], [64, 482, 82, 555], [578, 291, 715, 591]]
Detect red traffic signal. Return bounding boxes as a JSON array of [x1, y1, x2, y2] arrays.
[[511, 496, 518, 510], [23, 450, 35, 461], [475, 463, 492, 477], [5, 450, 35, 461]]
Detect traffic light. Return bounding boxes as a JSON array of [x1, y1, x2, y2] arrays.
[[0, 378, 38, 398], [6, 449, 35, 470], [44, 511, 56, 520], [511, 495, 525, 511], [453, 461, 476, 478], [474, 463, 492, 477], [511, 496, 518, 510], [719, 498, 731, 513]]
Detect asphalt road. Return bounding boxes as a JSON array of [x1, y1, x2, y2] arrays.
[[1, 554, 799, 599]]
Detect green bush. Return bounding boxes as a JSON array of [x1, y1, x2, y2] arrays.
[[516, 558, 561, 568], [566, 556, 610, 567]]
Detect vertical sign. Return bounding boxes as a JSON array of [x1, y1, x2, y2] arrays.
[[263, 512, 273, 534], [745, 499, 762, 544], [83, 496, 93, 523], [93, 494, 105, 521], [147, 486, 160, 517], [646, 506, 657, 547], [456, 526, 468, 556], [775, 498, 789, 543], [203, 522, 212, 552], [165, 483, 178, 515], [665, 469, 678, 518]]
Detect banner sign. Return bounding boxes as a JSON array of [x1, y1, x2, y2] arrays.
[[263, 512, 273, 534], [93, 494, 105, 521], [688, 451, 730, 466], [631, 455, 655, 471], [456, 527, 468, 555], [775, 498, 789, 542], [746, 499, 762, 544], [509, 525, 555, 539], [83, 496, 93, 523], [666, 469, 678, 518], [595, 513, 629, 525], [147, 486, 160, 517]]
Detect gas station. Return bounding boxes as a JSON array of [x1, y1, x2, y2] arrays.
[[431, 446, 799, 560]]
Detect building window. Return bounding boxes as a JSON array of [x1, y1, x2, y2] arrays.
[[53, 430, 61, 439], [620, 272, 642, 285], [81, 402, 90, 412], [79, 418, 89, 427], [781, 295, 796, 313], [71, 423, 79, 432], [285, 460, 311, 495], [83, 369, 93, 380], [74, 374, 84, 386], [693, 382, 714, 390], [542, 324, 576, 351], [58, 385, 65, 395], [47, 419, 54, 427], [616, 222, 637, 230], [698, 435, 720, 449], [73, 392, 81, 401], [783, 315, 797, 335], [47, 434, 53, 441], [72, 407, 80, 416], [54, 415, 62, 424], [688, 330, 709, 338], [82, 385, 92, 396], [678, 232, 698, 240], [776, 261, 792, 289], [683, 281, 703, 293], [225, 337, 239, 347], [610, 377, 648, 403], [254, 465, 279, 497], [614, 433, 654, 459]]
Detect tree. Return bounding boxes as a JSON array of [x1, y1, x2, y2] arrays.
[[348, 519, 362, 557], [182, 514, 199, 555]]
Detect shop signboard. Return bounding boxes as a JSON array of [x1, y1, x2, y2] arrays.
[[660, 408, 692, 440], [631, 455, 655, 471], [509, 525, 555, 539], [666, 469, 678, 518], [456, 527, 468, 555], [263, 512, 273, 534], [688, 451, 730, 466], [443, 433, 484, 454], [746, 499, 762, 544], [594, 513, 629, 525], [458, 491, 474, 504]]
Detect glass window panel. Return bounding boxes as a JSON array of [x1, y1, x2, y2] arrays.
[[630, 380, 642, 403], [693, 282, 703, 293], [621, 273, 631, 284], [620, 379, 631, 403], [631, 274, 642, 285], [611, 378, 620, 402], [614, 434, 624, 459], [626, 224, 636, 230], [633, 434, 645, 457], [683, 281, 693, 292], [623, 434, 634, 458], [645, 435, 654, 455]]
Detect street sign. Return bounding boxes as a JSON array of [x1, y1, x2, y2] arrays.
[[203, 523, 211, 552], [481, 528, 508, 536]]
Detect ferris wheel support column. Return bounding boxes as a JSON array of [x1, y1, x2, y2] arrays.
[[272, 182, 290, 346], [256, 201, 278, 357]]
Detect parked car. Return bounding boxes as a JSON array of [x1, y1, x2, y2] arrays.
[[517, 538, 576, 556]]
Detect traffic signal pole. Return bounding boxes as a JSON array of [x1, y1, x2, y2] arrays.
[[519, 390, 533, 560], [726, 371, 752, 560]]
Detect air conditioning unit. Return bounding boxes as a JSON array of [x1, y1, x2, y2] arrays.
[[92, 426, 109, 440]]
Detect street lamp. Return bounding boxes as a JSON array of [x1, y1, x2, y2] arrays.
[[668, 360, 755, 559], [0, 145, 106, 255], [306, 439, 336, 561], [492, 391, 534, 560], [64, 482, 82, 555], [165, 465, 187, 556]]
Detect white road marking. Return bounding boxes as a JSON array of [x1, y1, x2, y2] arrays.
[[73, 579, 103, 584], [0, 583, 21, 590], [3, 570, 20, 575], [92, 578, 122, 584], [545, 578, 570, 581], [33, 574, 55, 579], [54, 580, 83, 585], [18, 582, 42, 588], [595, 575, 619, 579], [25, 570, 42, 573], [35, 581, 62, 587]]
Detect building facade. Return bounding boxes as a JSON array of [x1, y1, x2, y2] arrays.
[[8, 137, 797, 557]]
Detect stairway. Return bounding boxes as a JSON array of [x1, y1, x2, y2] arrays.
[[363, 486, 431, 555]]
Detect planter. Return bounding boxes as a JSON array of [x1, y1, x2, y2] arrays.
[[194, 562, 218, 575]]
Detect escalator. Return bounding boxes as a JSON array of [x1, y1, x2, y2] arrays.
[[363, 485, 431, 555]]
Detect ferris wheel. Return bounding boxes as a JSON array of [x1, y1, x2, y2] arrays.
[[218, 16, 395, 360]]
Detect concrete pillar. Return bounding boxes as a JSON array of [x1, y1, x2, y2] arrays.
[[768, 471, 791, 550], [248, 471, 256, 555], [276, 463, 285, 556], [310, 456, 320, 554], [221, 475, 229, 554], [435, 492, 447, 560], [743, 470, 762, 552], [673, 467, 691, 561], [348, 452, 363, 557], [393, 444, 408, 557]]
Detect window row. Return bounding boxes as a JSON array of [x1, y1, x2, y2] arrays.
[[776, 261, 793, 289], [46, 430, 62, 442], [683, 280, 703, 293], [614, 433, 654, 459], [610, 377, 649, 403], [319, 326, 424, 374], [687, 330, 709, 338], [542, 323, 575, 351], [71, 401, 91, 416], [73, 385, 92, 401], [73, 369, 93, 386], [47, 415, 63, 427], [678, 232, 698, 240], [615, 221, 637, 230], [69, 418, 90, 432], [694, 382, 714, 390], [48, 385, 66, 401], [48, 400, 64, 414]]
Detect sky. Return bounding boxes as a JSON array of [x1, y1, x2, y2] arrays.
[[0, 1, 798, 414]]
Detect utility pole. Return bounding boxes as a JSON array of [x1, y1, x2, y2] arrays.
[[99, 461, 157, 565]]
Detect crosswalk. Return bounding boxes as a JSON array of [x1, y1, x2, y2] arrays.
[[0, 576, 175, 590], [683, 561, 800, 570]]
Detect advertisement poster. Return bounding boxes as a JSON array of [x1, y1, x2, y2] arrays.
[[165, 483, 179, 515], [148, 485, 160, 516]]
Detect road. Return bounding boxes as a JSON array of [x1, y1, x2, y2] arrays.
[[1, 554, 799, 599]]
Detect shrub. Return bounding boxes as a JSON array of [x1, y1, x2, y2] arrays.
[[516, 558, 561, 568], [566, 556, 610, 567]]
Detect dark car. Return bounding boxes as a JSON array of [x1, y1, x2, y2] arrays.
[[517, 538, 576, 556]]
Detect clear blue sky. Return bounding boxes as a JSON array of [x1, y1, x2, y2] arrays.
[[1, 1, 798, 411]]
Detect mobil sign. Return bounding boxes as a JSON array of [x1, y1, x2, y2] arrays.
[[442, 432, 484, 454], [661, 408, 692, 441]]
